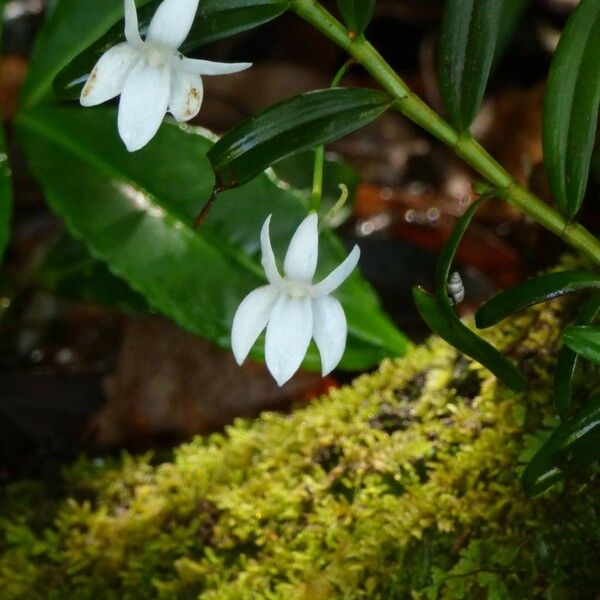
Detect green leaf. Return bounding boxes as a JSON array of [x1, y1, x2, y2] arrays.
[[438, 0, 506, 130], [413, 288, 526, 392], [37, 232, 149, 314], [413, 197, 526, 392], [16, 105, 408, 370], [207, 88, 392, 187], [336, 0, 375, 36], [563, 325, 600, 365], [53, 0, 290, 100], [495, 0, 530, 62], [522, 396, 600, 497], [542, 0, 600, 218], [0, 123, 11, 263], [554, 294, 600, 418], [476, 271, 600, 329]]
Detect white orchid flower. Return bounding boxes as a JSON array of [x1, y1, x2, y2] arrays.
[[80, 0, 252, 152], [232, 213, 361, 386]]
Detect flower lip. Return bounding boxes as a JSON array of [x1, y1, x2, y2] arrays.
[[144, 42, 173, 68], [285, 280, 311, 300]]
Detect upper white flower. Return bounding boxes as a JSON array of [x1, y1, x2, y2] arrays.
[[232, 213, 361, 386], [80, 0, 252, 152]]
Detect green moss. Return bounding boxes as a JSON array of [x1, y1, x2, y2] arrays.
[[1, 293, 600, 599]]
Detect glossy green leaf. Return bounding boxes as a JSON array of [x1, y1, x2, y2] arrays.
[[52, 0, 290, 100], [37, 232, 149, 314], [208, 88, 392, 187], [564, 325, 600, 365], [522, 396, 600, 497], [554, 294, 600, 418], [438, 0, 505, 130], [413, 288, 526, 391], [476, 271, 600, 329], [414, 197, 526, 392], [495, 0, 530, 61], [336, 0, 375, 35], [542, 0, 600, 218], [16, 105, 408, 371]]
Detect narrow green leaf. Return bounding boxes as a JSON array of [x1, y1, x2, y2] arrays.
[[438, 0, 504, 130], [434, 197, 486, 306], [37, 232, 149, 314], [208, 88, 392, 187], [554, 294, 600, 418], [413, 287, 526, 392], [476, 271, 600, 329], [495, 0, 530, 61], [336, 0, 375, 36], [564, 325, 600, 365], [542, 0, 600, 218], [16, 105, 408, 370], [522, 396, 600, 497], [414, 196, 526, 392]]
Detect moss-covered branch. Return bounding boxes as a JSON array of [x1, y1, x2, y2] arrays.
[[1, 264, 600, 598]]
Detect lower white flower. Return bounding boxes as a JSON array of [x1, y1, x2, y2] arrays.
[[232, 213, 361, 386], [80, 0, 252, 152]]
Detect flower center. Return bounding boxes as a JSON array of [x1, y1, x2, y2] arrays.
[[144, 42, 171, 68], [285, 281, 310, 300]]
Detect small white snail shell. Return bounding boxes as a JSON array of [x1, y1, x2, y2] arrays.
[[447, 271, 465, 305]]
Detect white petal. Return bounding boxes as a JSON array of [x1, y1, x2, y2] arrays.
[[169, 69, 203, 121], [265, 295, 313, 386], [175, 57, 253, 76], [147, 0, 199, 49], [231, 285, 280, 365], [284, 213, 319, 283], [124, 0, 142, 47], [260, 215, 284, 287], [312, 296, 347, 376], [80, 43, 138, 107], [311, 245, 361, 297], [117, 62, 171, 152]]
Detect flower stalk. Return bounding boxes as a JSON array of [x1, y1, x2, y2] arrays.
[[291, 0, 600, 266]]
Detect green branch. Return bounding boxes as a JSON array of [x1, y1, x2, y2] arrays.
[[291, 0, 600, 265]]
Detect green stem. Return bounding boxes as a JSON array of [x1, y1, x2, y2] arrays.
[[291, 0, 600, 265], [311, 60, 354, 212], [311, 146, 325, 211]]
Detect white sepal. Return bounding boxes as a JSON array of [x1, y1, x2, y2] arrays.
[[169, 69, 204, 121], [265, 295, 313, 386], [176, 57, 253, 76], [124, 0, 143, 47], [260, 215, 284, 287], [312, 295, 347, 376], [118, 62, 171, 152], [231, 285, 280, 365], [146, 0, 200, 49], [80, 43, 138, 107], [312, 245, 361, 297], [284, 212, 319, 283]]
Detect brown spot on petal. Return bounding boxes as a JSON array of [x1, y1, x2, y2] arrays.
[[82, 68, 98, 97]]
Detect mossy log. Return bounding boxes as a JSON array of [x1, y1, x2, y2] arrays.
[[1, 292, 600, 599]]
